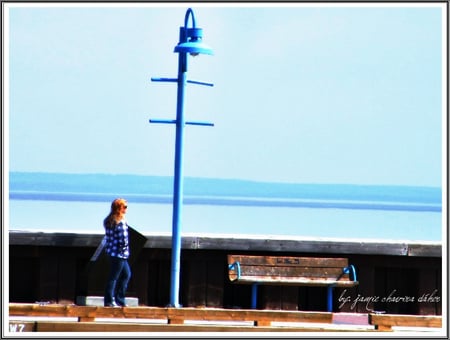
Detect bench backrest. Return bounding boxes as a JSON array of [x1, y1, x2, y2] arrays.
[[228, 255, 357, 286]]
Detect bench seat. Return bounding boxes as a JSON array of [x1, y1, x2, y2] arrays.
[[229, 276, 359, 287]]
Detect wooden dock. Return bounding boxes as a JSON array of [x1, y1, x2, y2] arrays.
[[9, 231, 442, 315], [8, 303, 443, 333]]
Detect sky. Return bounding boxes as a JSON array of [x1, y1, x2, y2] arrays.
[[4, 2, 446, 187]]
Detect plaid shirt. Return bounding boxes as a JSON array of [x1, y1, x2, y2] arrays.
[[105, 220, 130, 259]]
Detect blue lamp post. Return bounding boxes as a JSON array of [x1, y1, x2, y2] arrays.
[[149, 8, 213, 308]]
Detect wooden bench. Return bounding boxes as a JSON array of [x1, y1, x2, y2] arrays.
[[227, 255, 358, 311]]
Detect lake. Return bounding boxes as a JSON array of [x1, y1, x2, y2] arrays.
[[8, 172, 443, 241]]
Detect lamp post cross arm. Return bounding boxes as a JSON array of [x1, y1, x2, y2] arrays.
[[151, 77, 214, 87]]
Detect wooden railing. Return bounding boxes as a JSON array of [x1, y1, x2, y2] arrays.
[[8, 303, 443, 333]]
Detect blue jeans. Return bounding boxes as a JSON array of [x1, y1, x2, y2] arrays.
[[104, 256, 131, 306]]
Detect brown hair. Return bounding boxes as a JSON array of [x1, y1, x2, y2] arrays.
[[104, 198, 127, 229]]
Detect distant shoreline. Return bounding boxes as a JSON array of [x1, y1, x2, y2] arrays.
[[9, 172, 442, 212], [9, 191, 441, 212]]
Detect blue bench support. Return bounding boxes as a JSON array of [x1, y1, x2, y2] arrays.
[[327, 265, 357, 312], [251, 284, 259, 309], [251, 265, 357, 311], [327, 286, 334, 312]]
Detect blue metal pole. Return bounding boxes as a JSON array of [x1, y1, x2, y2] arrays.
[[150, 8, 212, 308], [169, 33, 188, 308]]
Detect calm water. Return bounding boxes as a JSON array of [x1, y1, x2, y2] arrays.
[[8, 172, 443, 241], [8, 199, 442, 241]]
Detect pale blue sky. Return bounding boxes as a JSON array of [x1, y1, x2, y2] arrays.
[[5, 3, 446, 187]]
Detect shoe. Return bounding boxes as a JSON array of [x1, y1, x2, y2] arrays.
[[104, 302, 119, 307], [116, 301, 128, 307]]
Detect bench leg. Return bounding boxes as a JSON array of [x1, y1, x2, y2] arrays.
[[251, 283, 258, 309], [327, 286, 333, 312]]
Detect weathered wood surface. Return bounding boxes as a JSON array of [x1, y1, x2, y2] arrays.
[[9, 232, 442, 314], [228, 255, 358, 287], [9, 231, 442, 257], [8, 303, 371, 332], [368, 313, 443, 331], [8, 321, 371, 333], [9, 303, 333, 326], [8, 304, 443, 333]]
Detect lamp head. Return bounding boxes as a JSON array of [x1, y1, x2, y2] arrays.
[[174, 27, 213, 56]]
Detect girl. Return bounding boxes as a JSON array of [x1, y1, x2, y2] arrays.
[[103, 198, 131, 307]]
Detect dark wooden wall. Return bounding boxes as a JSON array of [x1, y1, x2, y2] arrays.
[[9, 240, 441, 315]]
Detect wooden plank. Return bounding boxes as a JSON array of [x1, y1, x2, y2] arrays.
[[93, 306, 169, 320], [281, 286, 299, 310], [146, 260, 162, 306], [260, 285, 299, 310], [9, 304, 98, 319], [32, 321, 369, 332], [407, 243, 442, 257], [224, 279, 250, 309], [348, 262, 375, 313], [184, 259, 207, 307], [10, 231, 441, 257], [375, 267, 418, 314], [207, 237, 418, 256], [416, 267, 441, 315], [228, 255, 348, 268], [132, 259, 149, 306], [232, 264, 349, 279], [9, 257, 39, 303], [38, 257, 59, 302], [206, 260, 225, 308], [58, 257, 77, 304], [230, 277, 358, 287], [8, 304, 169, 322], [166, 308, 334, 325], [8, 232, 100, 247], [16, 305, 442, 333], [261, 286, 281, 310], [9, 304, 333, 326], [156, 259, 171, 306], [369, 313, 442, 331]]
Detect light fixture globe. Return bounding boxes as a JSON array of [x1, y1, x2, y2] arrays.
[[174, 40, 213, 56]]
